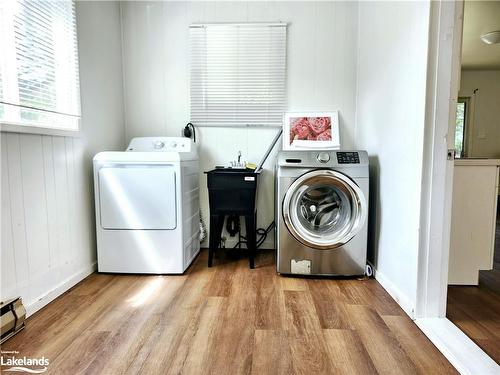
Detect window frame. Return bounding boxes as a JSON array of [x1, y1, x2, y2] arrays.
[[0, 0, 82, 137], [0, 120, 81, 137]]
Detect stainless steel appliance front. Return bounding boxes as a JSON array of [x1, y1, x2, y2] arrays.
[[276, 151, 369, 276]]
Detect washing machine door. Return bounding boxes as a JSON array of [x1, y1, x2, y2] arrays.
[[283, 169, 367, 250]]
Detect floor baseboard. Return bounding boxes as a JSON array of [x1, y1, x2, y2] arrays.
[[416, 317, 499, 374], [374, 268, 416, 319], [26, 262, 97, 317]]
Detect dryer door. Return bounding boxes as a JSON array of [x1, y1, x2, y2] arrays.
[[282, 169, 367, 250], [98, 165, 176, 230]]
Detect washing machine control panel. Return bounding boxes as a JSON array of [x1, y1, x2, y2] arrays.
[[336, 152, 360, 164]]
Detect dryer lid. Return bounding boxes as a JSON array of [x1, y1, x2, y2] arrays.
[[283, 169, 367, 250]]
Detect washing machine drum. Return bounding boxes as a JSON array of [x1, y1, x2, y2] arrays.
[[283, 169, 367, 250]]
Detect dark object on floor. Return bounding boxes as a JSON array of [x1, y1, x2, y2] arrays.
[[205, 168, 261, 268], [1, 297, 26, 344]]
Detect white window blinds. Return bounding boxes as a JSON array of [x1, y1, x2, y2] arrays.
[[189, 23, 287, 127], [0, 0, 81, 131]]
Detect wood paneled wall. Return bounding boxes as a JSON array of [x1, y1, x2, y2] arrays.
[[120, 1, 360, 248], [1, 1, 126, 315], [1, 133, 95, 314]]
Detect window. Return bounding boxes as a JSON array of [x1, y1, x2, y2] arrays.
[[189, 23, 287, 127], [455, 98, 469, 158], [0, 0, 81, 131]]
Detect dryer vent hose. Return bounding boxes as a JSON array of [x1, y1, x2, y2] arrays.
[[199, 214, 207, 243]]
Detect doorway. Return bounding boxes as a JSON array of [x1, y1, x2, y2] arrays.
[[447, 204, 500, 363], [445, 0, 500, 365], [415, 0, 500, 373]]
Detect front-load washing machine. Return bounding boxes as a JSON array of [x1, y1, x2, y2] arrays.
[[276, 150, 369, 276]]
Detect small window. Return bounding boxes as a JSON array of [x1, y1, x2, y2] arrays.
[[455, 98, 469, 159], [0, 0, 81, 131], [189, 23, 287, 127]]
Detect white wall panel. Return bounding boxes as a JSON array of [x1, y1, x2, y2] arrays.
[[1, 1, 125, 315], [1, 132, 92, 313], [51, 136, 72, 281], [19, 135, 52, 300], [355, 1, 431, 316], [4, 133, 31, 303], [41, 135, 58, 288], [1, 136, 17, 300], [121, 1, 359, 248]]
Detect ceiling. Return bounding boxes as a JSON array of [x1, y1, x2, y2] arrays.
[[461, 0, 500, 70]]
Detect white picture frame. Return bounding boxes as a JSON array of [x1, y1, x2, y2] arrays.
[[283, 111, 340, 150]]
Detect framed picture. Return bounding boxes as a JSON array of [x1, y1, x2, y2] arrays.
[[283, 112, 340, 150]]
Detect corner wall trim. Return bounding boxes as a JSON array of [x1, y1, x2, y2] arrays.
[[374, 269, 415, 319], [26, 262, 97, 317]]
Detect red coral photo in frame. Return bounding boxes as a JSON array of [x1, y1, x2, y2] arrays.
[[283, 112, 340, 150]]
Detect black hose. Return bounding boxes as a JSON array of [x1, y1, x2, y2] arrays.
[[232, 221, 275, 249]]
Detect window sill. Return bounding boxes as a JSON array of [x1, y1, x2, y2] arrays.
[[0, 122, 82, 138]]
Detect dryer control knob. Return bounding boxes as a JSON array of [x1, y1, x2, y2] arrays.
[[154, 141, 165, 149], [317, 152, 330, 163]]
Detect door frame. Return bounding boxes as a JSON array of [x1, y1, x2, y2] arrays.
[[414, 1, 498, 373]]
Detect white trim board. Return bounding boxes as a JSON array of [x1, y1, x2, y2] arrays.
[[26, 262, 97, 317], [416, 0, 463, 319], [373, 268, 415, 319], [416, 318, 499, 375], [1, 122, 82, 137]]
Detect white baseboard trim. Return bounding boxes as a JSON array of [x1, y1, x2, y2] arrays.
[[416, 317, 499, 374], [26, 262, 97, 317], [374, 268, 415, 319]]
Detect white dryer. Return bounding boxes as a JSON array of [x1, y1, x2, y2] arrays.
[[93, 137, 200, 274]]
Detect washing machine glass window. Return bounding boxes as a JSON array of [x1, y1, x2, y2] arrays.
[[283, 169, 367, 250]]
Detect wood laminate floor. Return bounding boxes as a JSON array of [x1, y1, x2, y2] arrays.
[[447, 216, 500, 364], [2, 250, 456, 375]]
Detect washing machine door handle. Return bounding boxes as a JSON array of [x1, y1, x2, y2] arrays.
[[282, 169, 367, 250]]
